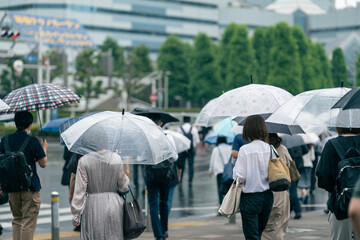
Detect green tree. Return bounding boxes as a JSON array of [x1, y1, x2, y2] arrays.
[[0, 57, 32, 97], [219, 23, 237, 83], [189, 33, 221, 106], [313, 43, 333, 88], [252, 27, 268, 84], [158, 35, 190, 107], [356, 53, 360, 86], [331, 48, 350, 87], [44, 49, 63, 81], [122, 45, 153, 110], [267, 22, 303, 94], [74, 49, 104, 112], [292, 26, 319, 90], [225, 25, 255, 90], [99, 36, 124, 75]]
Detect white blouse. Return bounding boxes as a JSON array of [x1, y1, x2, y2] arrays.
[[209, 143, 232, 176], [233, 140, 273, 193]]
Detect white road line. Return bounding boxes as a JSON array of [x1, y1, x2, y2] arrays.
[[0, 207, 71, 220]]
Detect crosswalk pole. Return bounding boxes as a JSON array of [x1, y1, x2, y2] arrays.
[[51, 191, 60, 240]]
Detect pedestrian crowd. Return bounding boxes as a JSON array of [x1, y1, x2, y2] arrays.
[[1, 107, 360, 240]]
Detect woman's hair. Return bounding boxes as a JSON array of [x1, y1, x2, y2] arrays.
[[216, 136, 227, 146], [336, 127, 360, 135], [242, 115, 268, 142], [268, 133, 282, 148]]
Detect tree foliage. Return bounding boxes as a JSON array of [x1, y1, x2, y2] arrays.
[[356, 53, 360, 86], [44, 49, 63, 81], [252, 27, 268, 84], [225, 25, 255, 90], [158, 34, 190, 107], [189, 33, 221, 106], [74, 49, 104, 112], [267, 22, 303, 94], [99, 37, 124, 76], [331, 47, 350, 87], [219, 23, 237, 83]]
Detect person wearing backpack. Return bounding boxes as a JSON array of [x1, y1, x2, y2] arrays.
[[0, 111, 48, 240], [208, 136, 232, 209], [316, 124, 360, 240], [144, 113, 178, 240], [177, 116, 200, 187]]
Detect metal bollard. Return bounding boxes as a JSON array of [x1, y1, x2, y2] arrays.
[[51, 191, 60, 240], [144, 188, 152, 232]]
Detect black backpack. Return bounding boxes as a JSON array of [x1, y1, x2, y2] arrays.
[[181, 126, 194, 153], [330, 138, 360, 220], [145, 160, 175, 183], [0, 135, 33, 193]]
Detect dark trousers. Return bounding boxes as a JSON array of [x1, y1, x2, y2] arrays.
[[147, 180, 170, 238], [290, 181, 302, 214], [216, 173, 224, 205], [179, 152, 195, 185], [240, 190, 274, 240]]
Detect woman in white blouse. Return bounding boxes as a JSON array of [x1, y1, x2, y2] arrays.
[[209, 136, 232, 206], [233, 115, 274, 240]]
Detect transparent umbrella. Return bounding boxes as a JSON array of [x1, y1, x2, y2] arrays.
[[266, 87, 351, 131], [60, 111, 177, 165], [201, 84, 293, 118], [163, 130, 191, 153], [331, 109, 360, 128], [195, 98, 226, 127]]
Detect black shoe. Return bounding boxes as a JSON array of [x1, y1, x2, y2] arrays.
[[324, 209, 329, 214], [0, 223, 3, 236], [74, 225, 81, 232], [163, 231, 168, 239], [294, 213, 302, 219]]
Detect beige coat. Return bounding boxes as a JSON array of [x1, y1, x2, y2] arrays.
[[262, 144, 291, 240]]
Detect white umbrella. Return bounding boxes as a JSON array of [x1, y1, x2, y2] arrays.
[[164, 130, 191, 153], [333, 109, 360, 128], [195, 98, 227, 126], [61, 111, 177, 165], [266, 87, 351, 131], [201, 84, 293, 118]]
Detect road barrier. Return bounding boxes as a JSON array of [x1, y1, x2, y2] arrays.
[[51, 191, 60, 240]]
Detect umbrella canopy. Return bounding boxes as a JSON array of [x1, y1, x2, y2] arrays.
[[60, 111, 177, 165], [332, 87, 360, 110], [201, 84, 293, 118], [195, 98, 227, 127], [204, 132, 234, 145], [0, 83, 81, 114], [333, 109, 360, 128], [266, 87, 351, 131], [280, 134, 306, 149], [131, 107, 179, 125], [0, 99, 9, 112], [163, 129, 191, 153], [233, 114, 305, 135], [213, 117, 237, 138], [41, 117, 72, 132]]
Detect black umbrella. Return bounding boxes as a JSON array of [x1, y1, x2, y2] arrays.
[[131, 107, 179, 125], [233, 113, 305, 135], [332, 87, 360, 110]]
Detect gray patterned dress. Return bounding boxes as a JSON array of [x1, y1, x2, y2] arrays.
[[71, 151, 130, 240]]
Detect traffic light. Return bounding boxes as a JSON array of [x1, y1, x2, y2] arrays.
[[0, 27, 20, 40]]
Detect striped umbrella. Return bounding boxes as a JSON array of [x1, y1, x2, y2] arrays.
[[0, 83, 81, 114]]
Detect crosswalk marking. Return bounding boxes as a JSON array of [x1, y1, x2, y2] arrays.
[[0, 203, 73, 229]]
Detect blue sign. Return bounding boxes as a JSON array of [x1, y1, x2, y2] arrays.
[[25, 54, 37, 63], [9, 13, 96, 49]]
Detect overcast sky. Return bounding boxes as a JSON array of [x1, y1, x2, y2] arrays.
[[336, 0, 360, 8]]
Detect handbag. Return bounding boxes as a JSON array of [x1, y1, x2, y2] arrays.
[[289, 159, 301, 182], [120, 186, 146, 239], [222, 156, 234, 186], [218, 177, 242, 218], [268, 145, 291, 192]]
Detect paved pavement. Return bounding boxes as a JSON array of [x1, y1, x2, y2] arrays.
[[0, 209, 331, 240]]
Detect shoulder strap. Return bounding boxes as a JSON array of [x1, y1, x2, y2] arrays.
[[18, 135, 32, 152], [4, 136, 11, 153], [188, 126, 193, 135], [330, 138, 346, 160], [269, 144, 279, 159], [180, 126, 185, 135]]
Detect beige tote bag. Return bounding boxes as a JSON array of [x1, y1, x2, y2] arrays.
[[218, 177, 242, 218]]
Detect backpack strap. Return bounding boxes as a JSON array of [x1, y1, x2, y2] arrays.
[[330, 138, 346, 160], [18, 135, 32, 152], [188, 126, 193, 135], [180, 126, 185, 135]]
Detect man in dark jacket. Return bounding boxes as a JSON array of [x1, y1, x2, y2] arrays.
[[0, 111, 48, 240], [316, 127, 360, 240]]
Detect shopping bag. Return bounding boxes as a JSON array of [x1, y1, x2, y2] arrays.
[[268, 145, 291, 192], [218, 177, 242, 218]]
